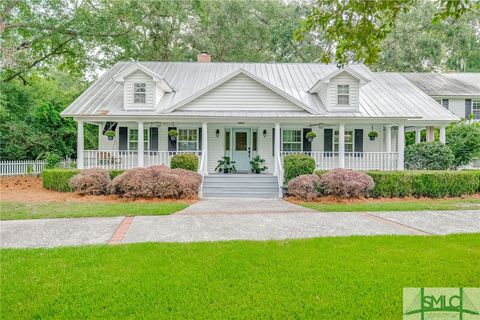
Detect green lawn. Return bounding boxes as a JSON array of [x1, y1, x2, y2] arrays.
[[300, 197, 480, 212], [0, 201, 189, 220], [1, 234, 479, 319]]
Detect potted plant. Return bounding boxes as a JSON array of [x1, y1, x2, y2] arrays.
[[105, 130, 116, 141], [368, 131, 378, 141], [168, 129, 178, 141], [306, 131, 317, 142], [250, 155, 268, 174], [215, 156, 237, 173]]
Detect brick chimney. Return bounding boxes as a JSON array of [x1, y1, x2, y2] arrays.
[[197, 51, 211, 63]]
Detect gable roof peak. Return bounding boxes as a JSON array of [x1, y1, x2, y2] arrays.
[[113, 63, 174, 92]]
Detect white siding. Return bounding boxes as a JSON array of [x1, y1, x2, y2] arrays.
[[326, 73, 359, 111], [180, 73, 304, 112], [124, 70, 156, 110], [446, 98, 466, 119], [207, 125, 225, 173]]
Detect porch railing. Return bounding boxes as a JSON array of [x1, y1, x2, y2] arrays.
[[83, 150, 201, 170], [281, 151, 398, 171]]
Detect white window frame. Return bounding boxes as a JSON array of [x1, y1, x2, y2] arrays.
[[337, 85, 350, 105], [334, 130, 354, 153], [282, 129, 302, 152], [133, 83, 146, 104], [473, 99, 480, 118], [128, 128, 149, 151], [177, 128, 198, 151]]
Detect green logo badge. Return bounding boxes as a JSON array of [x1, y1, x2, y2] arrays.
[[404, 288, 480, 320]]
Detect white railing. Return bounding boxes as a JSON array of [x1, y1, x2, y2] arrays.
[[0, 158, 76, 176], [83, 150, 201, 170], [281, 151, 398, 171]]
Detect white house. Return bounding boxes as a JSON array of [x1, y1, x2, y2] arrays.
[[62, 53, 471, 197]]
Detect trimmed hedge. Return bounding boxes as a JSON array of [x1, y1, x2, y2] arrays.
[[42, 169, 80, 192], [284, 154, 316, 183], [316, 170, 480, 198], [170, 154, 198, 172], [42, 169, 125, 192]]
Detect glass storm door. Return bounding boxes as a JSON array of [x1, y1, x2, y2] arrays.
[[232, 128, 251, 172]]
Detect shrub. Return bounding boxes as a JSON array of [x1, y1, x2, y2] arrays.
[[109, 170, 125, 179], [283, 154, 316, 184], [170, 153, 198, 172], [110, 165, 202, 199], [42, 169, 80, 192], [446, 121, 480, 168], [287, 174, 321, 201], [69, 168, 111, 195], [405, 142, 454, 170], [318, 169, 374, 198], [367, 170, 480, 198], [44, 152, 62, 169]]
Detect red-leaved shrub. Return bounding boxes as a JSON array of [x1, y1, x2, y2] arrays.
[[69, 168, 111, 195], [318, 169, 374, 198], [110, 166, 202, 199], [287, 174, 321, 201]]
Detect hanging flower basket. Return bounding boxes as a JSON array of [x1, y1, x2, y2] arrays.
[[305, 131, 317, 142], [105, 130, 116, 141], [168, 129, 178, 141], [368, 131, 378, 141]]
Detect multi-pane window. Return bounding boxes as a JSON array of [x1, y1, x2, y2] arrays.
[[334, 130, 354, 152], [337, 85, 350, 105], [129, 129, 148, 150], [473, 99, 480, 118], [282, 129, 302, 151], [178, 129, 198, 151], [134, 83, 146, 103]]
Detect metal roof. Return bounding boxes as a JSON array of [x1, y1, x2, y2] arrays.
[[401, 72, 480, 96], [62, 62, 459, 121]]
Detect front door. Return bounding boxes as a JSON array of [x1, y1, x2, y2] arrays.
[[232, 128, 251, 172]]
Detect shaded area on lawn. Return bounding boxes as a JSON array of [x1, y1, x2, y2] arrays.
[[1, 234, 479, 319], [0, 201, 189, 220], [295, 196, 480, 212]]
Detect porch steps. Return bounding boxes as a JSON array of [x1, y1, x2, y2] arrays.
[[202, 174, 279, 199]]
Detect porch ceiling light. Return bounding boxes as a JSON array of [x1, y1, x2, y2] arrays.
[[263, 129, 267, 137], [216, 129, 220, 138]]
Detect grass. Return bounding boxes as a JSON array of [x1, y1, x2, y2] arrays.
[[1, 234, 479, 319], [0, 201, 189, 220], [300, 197, 480, 212]]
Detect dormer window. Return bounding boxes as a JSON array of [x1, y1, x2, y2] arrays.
[[337, 85, 349, 105], [134, 83, 146, 104]]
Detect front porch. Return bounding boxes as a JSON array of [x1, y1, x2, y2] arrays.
[[76, 120, 447, 175]]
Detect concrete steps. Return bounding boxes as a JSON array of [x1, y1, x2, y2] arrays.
[[202, 174, 279, 199]]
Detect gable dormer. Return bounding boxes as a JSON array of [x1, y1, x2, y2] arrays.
[[114, 64, 173, 111], [309, 68, 370, 112]]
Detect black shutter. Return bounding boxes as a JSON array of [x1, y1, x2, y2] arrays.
[[168, 127, 177, 151], [465, 99, 472, 118], [198, 127, 202, 151], [303, 128, 312, 152], [149, 127, 158, 151], [324, 129, 333, 152], [272, 128, 275, 156], [354, 129, 364, 153], [442, 99, 449, 110], [119, 127, 128, 150]]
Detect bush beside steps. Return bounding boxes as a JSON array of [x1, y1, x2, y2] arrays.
[[42, 169, 124, 192]]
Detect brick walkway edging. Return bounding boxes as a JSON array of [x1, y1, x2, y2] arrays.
[[109, 216, 134, 245]]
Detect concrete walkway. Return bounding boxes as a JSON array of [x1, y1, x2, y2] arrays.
[[1, 199, 479, 248]]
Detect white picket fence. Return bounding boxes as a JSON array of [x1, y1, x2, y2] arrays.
[[0, 158, 76, 176]]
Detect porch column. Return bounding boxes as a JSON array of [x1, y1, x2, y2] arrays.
[[385, 125, 392, 153], [202, 122, 208, 175], [77, 120, 84, 169], [439, 126, 446, 144], [338, 123, 345, 168], [137, 121, 144, 167], [426, 126, 435, 142], [415, 129, 422, 144], [274, 123, 281, 174], [397, 124, 405, 170]]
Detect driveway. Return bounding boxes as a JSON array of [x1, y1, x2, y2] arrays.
[[1, 199, 479, 248]]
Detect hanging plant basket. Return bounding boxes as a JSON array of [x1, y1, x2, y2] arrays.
[[168, 129, 178, 141], [105, 130, 116, 141], [305, 131, 317, 142], [368, 131, 378, 141]]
